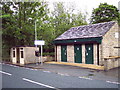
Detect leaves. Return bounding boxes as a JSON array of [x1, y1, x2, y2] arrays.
[[1, 1, 88, 57], [91, 3, 119, 24]]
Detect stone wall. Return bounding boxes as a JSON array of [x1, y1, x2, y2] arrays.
[[102, 22, 120, 62], [11, 48, 17, 64], [24, 47, 39, 64], [57, 45, 61, 62], [82, 44, 85, 64], [104, 57, 120, 70], [56, 44, 99, 65], [93, 44, 97, 65], [67, 45, 74, 63]]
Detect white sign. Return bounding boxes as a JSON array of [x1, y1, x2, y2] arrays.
[[115, 32, 119, 39], [34, 40, 45, 45]]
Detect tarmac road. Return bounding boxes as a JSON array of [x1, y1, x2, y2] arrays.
[[1, 63, 119, 89]]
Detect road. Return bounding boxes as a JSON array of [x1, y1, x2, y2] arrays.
[[1, 63, 119, 89]]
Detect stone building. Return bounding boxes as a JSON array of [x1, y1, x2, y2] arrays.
[[53, 21, 120, 70], [11, 46, 39, 65]]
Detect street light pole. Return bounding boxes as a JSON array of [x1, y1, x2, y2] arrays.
[[35, 20, 42, 65], [29, 18, 44, 65], [35, 20, 37, 41], [35, 20, 38, 65]]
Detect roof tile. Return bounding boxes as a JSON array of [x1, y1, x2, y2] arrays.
[[55, 21, 115, 40]]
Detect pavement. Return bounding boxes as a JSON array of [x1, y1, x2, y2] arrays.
[[3, 61, 120, 83]]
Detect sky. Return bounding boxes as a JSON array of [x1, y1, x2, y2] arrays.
[[45, 0, 120, 22]]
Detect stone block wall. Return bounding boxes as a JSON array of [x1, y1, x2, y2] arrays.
[[56, 44, 99, 65], [11, 48, 17, 64], [104, 57, 120, 70], [82, 44, 85, 64], [57, 45, 61, 62], [24, 47, 39, 64], [93, 44, 97, 65], [67, 45, 74, 63], [102, 22, 120, 61]]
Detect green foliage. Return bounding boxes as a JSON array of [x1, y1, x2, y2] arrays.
[[1, 1, 87, 58], [91, 3, 119, 24], [43, 52, 54, 56], [51, 2, 87, 38]]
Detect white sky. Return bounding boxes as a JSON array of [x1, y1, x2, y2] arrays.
[[45, 0, 120, 22]]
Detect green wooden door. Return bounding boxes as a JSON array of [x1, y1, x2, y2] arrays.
[[74, 45, 82, 63], [85, 44, 94, 64], [61, 45, 67, 62]]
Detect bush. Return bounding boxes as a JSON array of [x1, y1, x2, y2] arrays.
[[43, 52, 54, 56]]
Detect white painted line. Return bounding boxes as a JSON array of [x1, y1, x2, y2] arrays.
[[0, 71, 12, 76], [79, 76, 92, 80], [106, 81, 120, 84], [43, 71, 51, 73], [30, 69, 34, 71], [34, 69, 37, 71], [25, 68, 30, 70], [9, 65, 13, 66], [13, 65, 19, 67], [57, 73, 70, 76], [23, 78, 55, 89], [64, 74, 70, 76], [58, 73, 64, 76]]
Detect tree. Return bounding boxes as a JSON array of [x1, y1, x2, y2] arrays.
[[1, 1, 50, 58], [51, 2, 87, 38], [91, 3, 119, 24]]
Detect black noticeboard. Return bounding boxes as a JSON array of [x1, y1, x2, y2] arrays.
[[35, 51, 40, 57]]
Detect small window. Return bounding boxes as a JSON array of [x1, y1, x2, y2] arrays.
[[21, 51, 24, 58], [115, 32, 119, 39], [13, 51, 15, 57], [20, 48, 23, 50], [13, 48, 15, 50]]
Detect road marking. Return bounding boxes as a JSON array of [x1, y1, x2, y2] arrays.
[[64, 74, 70, 76], [106, 81, 120, 84], [43, 71, 51, 73], [13, 65, 18, 67], [9, 65, 14, 67], [23, 78, 55, 89], [58, 73, 64, 76], [0, 71, 12, 76], [79, 76, 92, 80], [25, 68, 30, 70], [57, 73, 70, 77], [30, 69, 35, 70], [34, 69, 37, 71]]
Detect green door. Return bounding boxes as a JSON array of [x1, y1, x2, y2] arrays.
[[61, 45, 67, 62], [85, 44, 94, 64], [74, 45, 82, 63]]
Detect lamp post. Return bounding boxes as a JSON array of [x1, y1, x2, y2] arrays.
[[34, 20, 39, 65], [28, 18, 39, 65], [29, 18, 45, 65]]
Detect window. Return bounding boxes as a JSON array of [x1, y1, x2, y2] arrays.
[[13, 51, 15, 57], [21, 51, 24, 58], [115, 32, 119, 39], [20, 48, 23, 50]]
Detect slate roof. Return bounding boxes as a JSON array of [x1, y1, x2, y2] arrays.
[[55, 21, 115, 40]]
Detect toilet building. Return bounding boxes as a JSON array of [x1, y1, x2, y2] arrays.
[[11, 46, 39, 65], [53, 21, 120, 69]]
